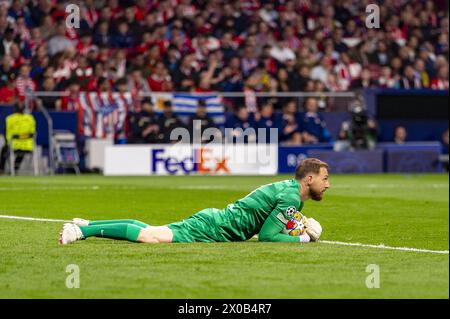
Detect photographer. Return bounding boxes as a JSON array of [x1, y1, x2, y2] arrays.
[[334, 101, 378, 152]]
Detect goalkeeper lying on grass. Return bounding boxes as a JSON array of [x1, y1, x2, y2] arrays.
[[59, 158, 329, 245]]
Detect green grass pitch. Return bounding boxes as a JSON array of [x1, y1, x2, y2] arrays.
[[0, 174, 448, 298]]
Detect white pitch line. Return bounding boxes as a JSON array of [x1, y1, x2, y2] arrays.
[[0, 186, 100, 191], [319, 240, 449, 255], [0, 215, 71, 223], [0, 215, 448, 255]]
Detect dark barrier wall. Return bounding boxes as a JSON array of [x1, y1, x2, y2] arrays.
[[378, 119, 448, 142], [376, 90, 449, 119], [364, 89, 449, 142]]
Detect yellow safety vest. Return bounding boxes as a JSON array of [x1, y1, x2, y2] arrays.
[[6, 113, 36, 151]]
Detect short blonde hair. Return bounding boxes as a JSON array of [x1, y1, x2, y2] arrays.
[[295, 158, 329, 180]]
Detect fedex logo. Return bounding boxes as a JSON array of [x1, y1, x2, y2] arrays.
[[151, 148, 229, 175]]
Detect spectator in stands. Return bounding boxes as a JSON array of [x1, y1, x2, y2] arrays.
[[113, 19, 134, 49], [393, 125, 408, 144], [280, 99, 302, 145], [273, 67, 290, 106], [158, 100, 186, 144], [93, 20, 112, 47], [414, 58, 431, 88], [47, 20, 76, 56], [285, 63, 305, 92], [378, 66, 397, 89], [225, 105, 257, 143], [334, 52, 361, 91], [128, 99, 161, 144], [325, 73, 341, 92], [431, 65, 449, 90], [245, 62, 273, 93], [171, 54, 197, 91], [301, 98, 332, 144], [114, 77, 128, 94], [15, 64, 36, 102], [314, 80, 330, 110], [55, 80, 81, 112], [352, 68, 377, 89], [269, 40, 295, 64], [97, 76, 112, 93], [222, 55, 244, 90], [0, 27, 16, 57], [127, 68, 151, 96], [164, 45, 181, 73], [36, 76, 58, 110], [368, 41, 391, 66], [399, 65, 422, 89], [0, 55, 15, 85], [188, 99, 218, 144], [311, 57, 333, 85], [8, 0, 33, 26], [147, 61, 173, 92], [241, 45, 258, 77], [255, 100, 282, 143], [0, 73, 16, 106], [0, 102, 35, 174]]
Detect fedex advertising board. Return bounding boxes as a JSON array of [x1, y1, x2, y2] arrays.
[[104, 144, 278, 176]]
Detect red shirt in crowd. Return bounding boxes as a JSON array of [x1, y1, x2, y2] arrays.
[[0, 86, 16, 104]]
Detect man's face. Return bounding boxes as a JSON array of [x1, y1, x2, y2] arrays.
[[197, 105, 207, 117], [142, 102, 153, 113], [306, 98, 318, 113], [237, 108, 248, 121], [308, 167, 330, 201]]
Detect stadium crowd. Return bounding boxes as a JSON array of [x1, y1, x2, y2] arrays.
[[0, 0, 449, 145]]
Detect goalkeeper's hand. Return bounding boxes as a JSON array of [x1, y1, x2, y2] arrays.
[[304, 217, 322, 241]]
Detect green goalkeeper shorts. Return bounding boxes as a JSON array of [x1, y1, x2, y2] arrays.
[[167, 208, 225, 243]]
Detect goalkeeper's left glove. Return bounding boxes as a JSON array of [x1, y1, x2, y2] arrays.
[[304, 217, 322, 241]]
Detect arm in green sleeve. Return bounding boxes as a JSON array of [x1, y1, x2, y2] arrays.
[[258, 214, 300, 243]]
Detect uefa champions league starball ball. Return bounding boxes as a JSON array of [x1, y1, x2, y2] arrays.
[[282, 212, 307, 236]]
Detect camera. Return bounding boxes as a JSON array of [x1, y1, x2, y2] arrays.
[[350, 105, 370, 150]]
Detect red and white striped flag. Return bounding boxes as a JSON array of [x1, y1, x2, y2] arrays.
[[78, 92, 132, 139]]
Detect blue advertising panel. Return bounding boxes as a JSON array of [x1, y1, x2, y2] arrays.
[[386, 150, 441, 173], [307, 150, 384, 173], [378, 142, 442, 173], [278, 144, 333, 173]]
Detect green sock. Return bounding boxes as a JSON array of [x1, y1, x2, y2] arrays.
[[79, 223, 142, 242], [88, 219, 149, 228]]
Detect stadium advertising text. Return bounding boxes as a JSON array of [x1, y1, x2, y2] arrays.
[[104, 144, 278, 176], [152, 148, 229, 174]]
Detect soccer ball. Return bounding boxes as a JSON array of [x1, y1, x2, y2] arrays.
[[282, 212, 307, 236]]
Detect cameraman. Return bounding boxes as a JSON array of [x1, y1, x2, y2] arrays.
[[334, 103, 378, 152]]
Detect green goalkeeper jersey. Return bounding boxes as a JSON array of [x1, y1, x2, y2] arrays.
[[168, 179, 305, 243]]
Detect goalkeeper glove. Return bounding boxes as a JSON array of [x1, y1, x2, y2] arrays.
[[304, 217, 322, 241]]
